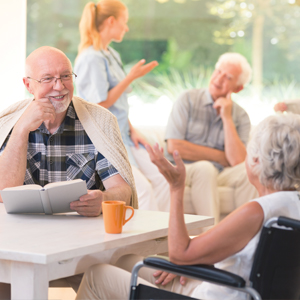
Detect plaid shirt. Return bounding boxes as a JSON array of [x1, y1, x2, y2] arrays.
[[0, 102, 118, 190]]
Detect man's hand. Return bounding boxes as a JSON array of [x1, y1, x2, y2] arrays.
[[15, 98, 56, 134], [0, 98, 56, 191], [70, 190, 104, 217], [71, 175, 132, 217], [130, 127, 148, 148], [153, 270, 186, 286], [213, 92, 233, 120], [274, 102, 287, 112], [146, 143, 186, 191]]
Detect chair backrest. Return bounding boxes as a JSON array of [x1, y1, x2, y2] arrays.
[[250, 216, 300, 299]]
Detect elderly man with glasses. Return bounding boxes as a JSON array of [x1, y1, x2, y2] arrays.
[[0, 46, 137, 215], [0, 46, 137, 297]]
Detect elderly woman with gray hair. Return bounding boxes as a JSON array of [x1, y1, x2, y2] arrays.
[[76, 113, 300, 300]]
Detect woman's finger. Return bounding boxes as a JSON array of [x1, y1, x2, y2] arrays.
[[152, 270, 163, 277], [155, 271, 169, 284], [173, 150, 185, 170], [162, 273, 177, 285]]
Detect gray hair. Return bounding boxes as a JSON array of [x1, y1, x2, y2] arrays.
[[215, 52, 252, 86], [247, 114, 300, 190]]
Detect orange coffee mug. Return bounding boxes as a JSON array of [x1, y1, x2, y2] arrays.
[[102, 201, 134, 234]]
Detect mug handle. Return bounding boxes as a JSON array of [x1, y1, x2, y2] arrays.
[[123, 206, 134, 225]]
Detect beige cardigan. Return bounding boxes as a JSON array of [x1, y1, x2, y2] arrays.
[[0, 96, 138, 208]]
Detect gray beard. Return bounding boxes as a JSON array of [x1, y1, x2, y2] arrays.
[[49, 97, 70, 113]]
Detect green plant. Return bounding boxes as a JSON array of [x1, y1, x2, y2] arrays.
[[131, 67, 212, 102], [232, 78, 300, 105], [261, 79, 300, 102], [156, 38, 193, 72]]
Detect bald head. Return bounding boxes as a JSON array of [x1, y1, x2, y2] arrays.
[[25, 46, 72, 77], [23, 46, 74, 114]]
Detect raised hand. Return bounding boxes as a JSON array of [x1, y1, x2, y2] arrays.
[[128, 59, 158, 80], [145, 143, 186, 191]]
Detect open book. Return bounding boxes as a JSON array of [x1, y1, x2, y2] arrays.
[[0, 179, 87, 214]]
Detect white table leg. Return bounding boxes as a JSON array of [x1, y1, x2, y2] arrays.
[[11, 261, 48, 300]]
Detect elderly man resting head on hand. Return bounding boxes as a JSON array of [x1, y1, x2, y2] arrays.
[[0, 46, 137, 215]]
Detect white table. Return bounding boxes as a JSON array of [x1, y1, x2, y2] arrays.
[[0, 204, 213, 299]]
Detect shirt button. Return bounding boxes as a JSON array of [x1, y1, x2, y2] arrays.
[[49, 160, 53, 165]]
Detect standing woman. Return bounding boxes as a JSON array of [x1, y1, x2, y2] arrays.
[[74, 0, 169, 211]]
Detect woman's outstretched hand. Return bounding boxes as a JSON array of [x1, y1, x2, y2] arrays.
[[128, 59, 158, 80], [145, 143, 186, 191]]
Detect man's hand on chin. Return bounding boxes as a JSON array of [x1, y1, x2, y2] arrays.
[[213, 92, 233, 120], [14, 98, 56, 134]]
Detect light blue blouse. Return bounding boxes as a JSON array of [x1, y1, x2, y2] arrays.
[[74, 46, 136, 166]]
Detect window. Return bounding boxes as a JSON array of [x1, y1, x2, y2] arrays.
[[27, 0, 300, 125]]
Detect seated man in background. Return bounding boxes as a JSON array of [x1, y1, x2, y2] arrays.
[[164, 52, 258, 223], [0, 46, 136, 297]]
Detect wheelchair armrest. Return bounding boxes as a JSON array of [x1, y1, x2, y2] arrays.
[[278, 216, 300, 230], [144, 256, 246, 288]]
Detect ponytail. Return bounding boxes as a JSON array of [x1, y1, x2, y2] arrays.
[[78, 2, 101, 55], [77, 0, 127, 56]]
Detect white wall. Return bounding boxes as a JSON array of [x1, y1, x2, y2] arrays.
[[0, 0, 27, 112]]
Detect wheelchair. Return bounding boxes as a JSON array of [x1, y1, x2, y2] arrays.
[[129, 216, 300, 300]]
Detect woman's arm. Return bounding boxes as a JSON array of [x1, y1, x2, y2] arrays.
[[169, 200, 264, 265], [128, 120, 148, 148], [146, 144, 264, 266], [99, 59, 158, 109]]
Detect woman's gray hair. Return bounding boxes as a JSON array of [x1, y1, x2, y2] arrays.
[[215, 52, 252, 86], [247, 114, 300, 190]]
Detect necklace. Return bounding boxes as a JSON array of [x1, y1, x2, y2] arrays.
[[100, 48, 126, 75]]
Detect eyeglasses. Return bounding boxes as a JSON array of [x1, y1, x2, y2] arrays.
[[27, 72, 77, 84]]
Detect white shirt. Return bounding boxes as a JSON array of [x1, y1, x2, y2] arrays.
[[192, 191, 300, 300]]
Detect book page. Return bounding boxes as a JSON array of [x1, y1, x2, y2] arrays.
[[1, 190, 44, 213], [3, 184, 42, 191], [44, 179, 83, 189], [46, 179, 87, 213]]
